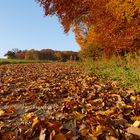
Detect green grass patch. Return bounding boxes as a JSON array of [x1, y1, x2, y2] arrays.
[[81, 56, 140, 92], [0, 59, 48, 64]]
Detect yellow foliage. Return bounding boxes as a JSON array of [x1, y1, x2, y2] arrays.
[[107, 0, 140, 21]]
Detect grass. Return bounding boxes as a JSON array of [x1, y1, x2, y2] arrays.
[[0, 58, 48, 64], [81, 55, 140, 92], [67, 54, 140, 92]]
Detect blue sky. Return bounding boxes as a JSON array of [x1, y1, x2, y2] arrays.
[[0, 0, 80, 58]]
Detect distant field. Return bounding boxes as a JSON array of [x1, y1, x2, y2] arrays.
[[0, 59, 47, 64]]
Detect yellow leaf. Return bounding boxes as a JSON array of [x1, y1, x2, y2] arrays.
[[92, 125, 104, 137], [0, 121, 4, 130], [50, 130, 56, 139], [63, 97, 72, 102], [133, 120, 140, 127], [32, 117, 40, 128], [122, 104, 133, 109], [130, 96, 136, 101], [0, 110, 5, 117], [73, 111, 85, 120], [22, 113, 34, 121]]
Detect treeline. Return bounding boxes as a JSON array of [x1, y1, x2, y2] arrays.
[[4, 49, 79, 61]]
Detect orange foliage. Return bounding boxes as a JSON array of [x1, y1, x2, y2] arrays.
[[37, 0, 140, 57], [74, 24, 95, 49]]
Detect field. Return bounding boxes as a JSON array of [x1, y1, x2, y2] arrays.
[[0, 63, 140, 140], [0, 59, 47, 64]]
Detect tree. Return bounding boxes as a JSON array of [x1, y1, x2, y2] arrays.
[[37, 0, 91, 32], [4, 51, 16, 59], [4, 48, 21, 59], [15, 50, 26, 59], [79, 43, 102, 60], [54, 51, 63, 61], [24, 49, 39, 60], [37, 0, 140, 57]]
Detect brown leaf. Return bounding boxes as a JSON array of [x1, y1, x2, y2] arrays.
[[127, 126, 140, 136], [92, 125, 104, 137], [18, 125, 29, 140], [105, 136, 118, 140], [4, 107, 16, 114], [64, 130, 74, 139], [47, 121, 62, 133], [2, 131, 15, 140], [54, 133, 67, 140], [131, 116, 140, 121]]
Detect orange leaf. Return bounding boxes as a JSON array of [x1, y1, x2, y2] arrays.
[[54, 133, 67, 140]]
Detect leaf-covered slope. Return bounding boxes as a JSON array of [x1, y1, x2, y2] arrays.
[[0, 63, 140, 140]]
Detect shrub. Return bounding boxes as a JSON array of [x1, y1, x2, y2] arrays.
[[78, 43, 102, 60]]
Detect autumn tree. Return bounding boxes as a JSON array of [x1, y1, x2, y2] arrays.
[[24, 49, 39, 60], [37, 0, 140, 57], [73, 0, 140, 57]]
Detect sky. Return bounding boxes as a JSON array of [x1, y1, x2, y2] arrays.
[[0, 0, 80, 58]]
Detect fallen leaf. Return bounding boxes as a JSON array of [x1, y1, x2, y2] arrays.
[[22, 112, 34, 121], [0, 121, 4, 130], [39, 128, 46, 140], [92, 125, 104, 137], [132, 120, 140, 127], [50, 130, 56, 139], [105, 136, 118, 140], [0, 110, 5, 117], [73, 111, 86, 120], [127, 126, 140, 136], [54, 133, 67, 140], [131, 116, 140, 121], [4, 106, 16, 114], [2, 131, 15, 140], [130, 96, 136, 101], [65, 130, 74, 139], [32, 117, 40, 128]]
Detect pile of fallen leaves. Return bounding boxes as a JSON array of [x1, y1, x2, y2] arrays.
[[0, 63, 140, 140]]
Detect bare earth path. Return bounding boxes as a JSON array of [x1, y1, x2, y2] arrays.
[[0, 63, 140, 140]]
